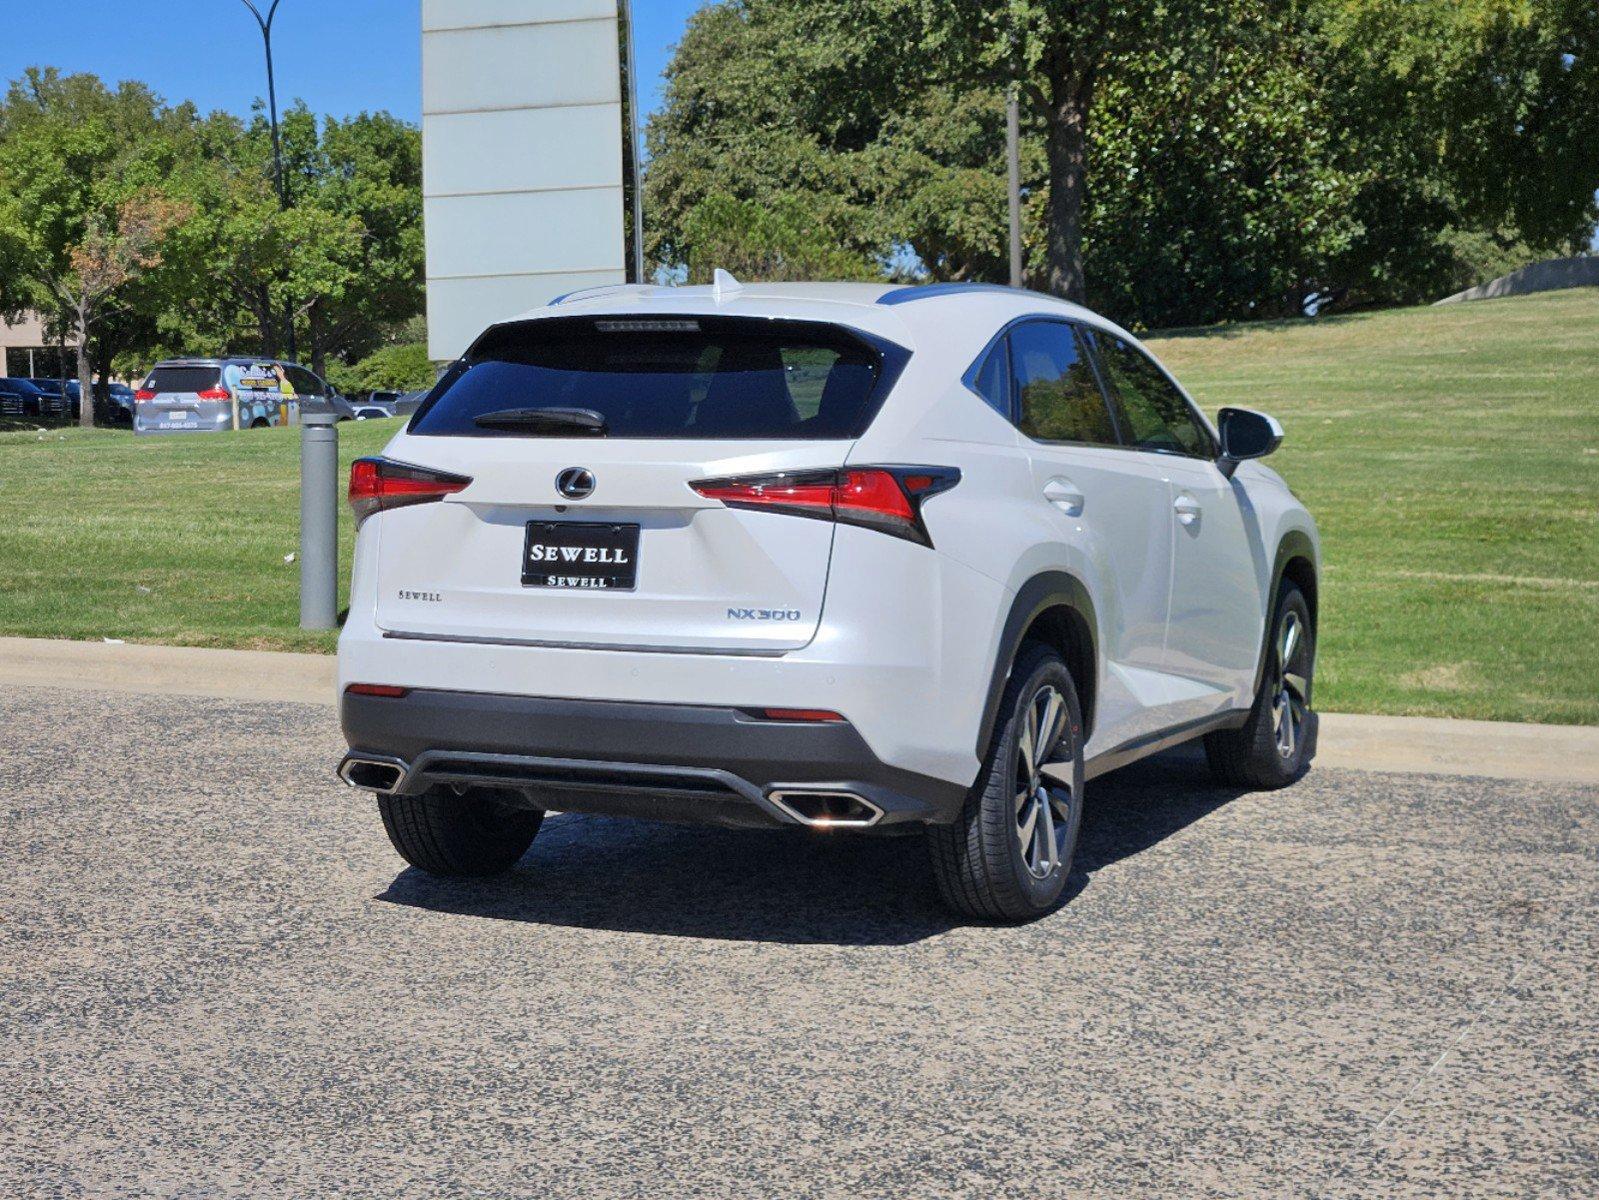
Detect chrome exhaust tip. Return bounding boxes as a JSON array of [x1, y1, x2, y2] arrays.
[[337, 755, 408, 794], [767, 789, 884, 829]]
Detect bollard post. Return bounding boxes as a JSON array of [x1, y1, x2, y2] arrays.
[[299, 411, 339, 630]]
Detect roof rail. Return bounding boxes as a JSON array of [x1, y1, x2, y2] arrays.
[[877, 281, 1040, 306], [550, 282, 651, 306]]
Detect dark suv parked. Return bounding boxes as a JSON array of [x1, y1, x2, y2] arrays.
[[0, 378, 55, 420]]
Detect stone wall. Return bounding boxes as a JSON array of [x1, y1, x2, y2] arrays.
[[1435, 255, 1599, 304]]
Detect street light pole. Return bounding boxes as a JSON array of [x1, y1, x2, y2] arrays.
[[239, 0, 296, 359], [620, 0, 646, 284], [1006, 84, 1023, 289]]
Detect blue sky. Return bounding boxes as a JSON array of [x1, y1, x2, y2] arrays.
[[0, 0, 705, 122]]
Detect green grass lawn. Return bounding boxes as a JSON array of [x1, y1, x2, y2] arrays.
[[2, 288, 1595, 722], [1147, 289, 1599, 724], [0, 416, 395, 654]]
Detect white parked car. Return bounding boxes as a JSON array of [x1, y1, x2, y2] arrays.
[[337, 277, 1319, 921]]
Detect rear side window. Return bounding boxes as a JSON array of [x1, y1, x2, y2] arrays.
[[145, 366, 220, 394], [970, 340, 1011, 418], [229, 364, 282, 392], [1009, 321, 1120, 446], [409, 316, 900, 440], [1095, 335, 1212, 457]]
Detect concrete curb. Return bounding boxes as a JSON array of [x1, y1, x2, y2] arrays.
[[0, 636, 335, 708], [1311, 712, 1599, 785], [2, 637, 1595, 785]]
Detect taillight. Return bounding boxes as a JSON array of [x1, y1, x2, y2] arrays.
[[348, 457, 472, 524], [196, 385, 230, 400], [134, 389, 155, 402], [689, 466, 959, 546]]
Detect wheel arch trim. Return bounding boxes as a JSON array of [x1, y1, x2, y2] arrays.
[[1253, 528, 1318, 698], [975, 571, 1099, 758]]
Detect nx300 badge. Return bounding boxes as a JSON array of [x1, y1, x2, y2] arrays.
[[728, 607, 803, 621]]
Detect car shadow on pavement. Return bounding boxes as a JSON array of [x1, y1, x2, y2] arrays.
[[376, 745, 1251, 946], [1057, 745, 1253, 907]]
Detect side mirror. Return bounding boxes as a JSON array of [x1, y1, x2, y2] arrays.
[[1216, 407, 1283, 478]]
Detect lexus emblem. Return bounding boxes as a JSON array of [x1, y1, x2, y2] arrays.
[[555, 467, 595, 500]]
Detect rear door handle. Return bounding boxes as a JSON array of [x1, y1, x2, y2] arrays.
[[1043, 478, 1085, 516], [1174, 494, 1203, 526]]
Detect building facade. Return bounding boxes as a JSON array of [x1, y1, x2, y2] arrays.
[[1, 312, 57, 378]]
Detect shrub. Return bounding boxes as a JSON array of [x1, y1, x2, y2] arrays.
[[328, 342, 437, 394]]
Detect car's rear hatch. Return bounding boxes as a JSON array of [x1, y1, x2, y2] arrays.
[[140, 364, 225, 430], [370, 313, 908, 654]]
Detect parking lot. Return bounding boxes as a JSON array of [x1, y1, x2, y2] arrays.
[[3, 682, 1595, 1198]]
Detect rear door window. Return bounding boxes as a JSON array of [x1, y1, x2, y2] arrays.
[[145, 366, 221, 394], [1094, 335, 1213, 457], [409, 316, 900, 439], [1010, 321, 1120, 446]]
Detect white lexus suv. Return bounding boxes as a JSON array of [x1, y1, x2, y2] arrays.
[[337, 276, 1319, 921]]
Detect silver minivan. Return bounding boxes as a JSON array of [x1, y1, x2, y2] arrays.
[[132, 358, 346, 435]]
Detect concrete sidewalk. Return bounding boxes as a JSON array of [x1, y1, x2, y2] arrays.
[[3, 635, 1596, 785], [0, 636, 336, 708]]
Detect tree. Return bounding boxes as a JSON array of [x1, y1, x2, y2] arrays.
[[0, 69, 428, 401], [645, 0, 1599, 326], [648, 0, 1240, 303], [678, 193, 883, 281], [643, 1, 893, 281], [170, 103, 422, 374], [62, 195, 191, 422], [918, 0, 1240, 302], [1319, 0, 1599, 296], [0, 69, 195, 425], [285, 106, 425, 374], [1083, 7, 1364, 326], [325, 341, 436, 394]]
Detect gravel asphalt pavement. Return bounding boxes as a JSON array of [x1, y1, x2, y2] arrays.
[[3, 684, 1595, 1198]]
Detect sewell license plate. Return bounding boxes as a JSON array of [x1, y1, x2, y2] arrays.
[[522, 521, 639, 590]]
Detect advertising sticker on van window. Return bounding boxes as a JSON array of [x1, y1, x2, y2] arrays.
[[232, 363, 282, 393]]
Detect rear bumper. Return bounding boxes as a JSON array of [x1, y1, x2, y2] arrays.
[[133, 420, 228, 435], [340, 688, 970, 829]]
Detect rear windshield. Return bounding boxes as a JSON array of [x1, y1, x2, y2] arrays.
[[145, 366, 221, 394], [409, 316, 902, 439]]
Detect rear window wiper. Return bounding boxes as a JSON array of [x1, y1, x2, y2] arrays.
[[471, 406, 609, 436]]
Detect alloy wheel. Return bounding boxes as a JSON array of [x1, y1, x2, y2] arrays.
[[1272, 610, 1311, 760], [1014, 684, 1075, 879]]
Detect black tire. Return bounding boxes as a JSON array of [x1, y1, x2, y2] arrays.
[[928, 642, 1085, 922], [1203, 582, 1315, 789], [377, 786, 544, 876]]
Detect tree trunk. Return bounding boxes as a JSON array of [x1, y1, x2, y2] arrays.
[[94, 339, 114, 424], [76, 338, 96, 428], [309, 300, 326, 379], [257, 289, 277, 357], [92, 330, 112, 386], [1042, 77, 1092, 303]]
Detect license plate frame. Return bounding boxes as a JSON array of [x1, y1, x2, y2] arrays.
[[522, 521, 640, 591]]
